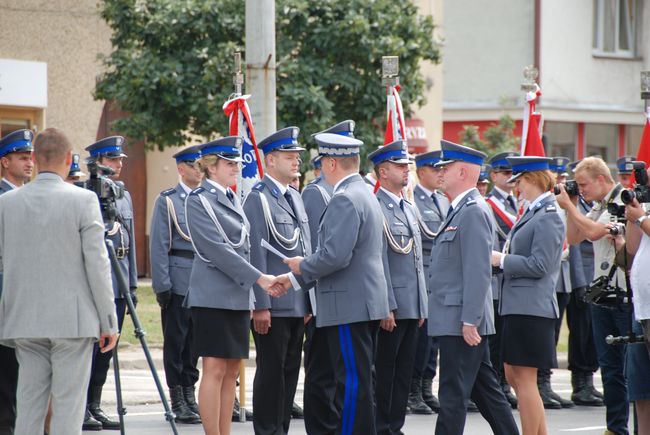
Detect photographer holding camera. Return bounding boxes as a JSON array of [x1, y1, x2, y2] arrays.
[[555, 156, 630, 435]]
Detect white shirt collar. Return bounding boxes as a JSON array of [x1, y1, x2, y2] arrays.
[[205, 178, 228, 195], [451, 187, 477, 209], [380, 186, 402, 205], [528, 191, 552, 210], [493, 186, 512, 199], [417, 184, 434, 197], [2, 178, 19, 190], [334, 173, 358, 192], [179, 181, 193, 195], [265, 174, 287, 195]]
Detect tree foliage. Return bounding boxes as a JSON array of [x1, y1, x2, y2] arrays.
[[96, 0, 441, 168], [459, 115, 520, 156]]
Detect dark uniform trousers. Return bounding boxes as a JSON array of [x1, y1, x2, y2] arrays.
[[303, 319, 339, 435], [566, 295, 598, 373], [488, 299, 505, 382], [412, 320, 438, 380], [375, 319, 419, 435], [161, 294, 199, 388], [252, 317, 305, 435], [436, 336, 519, 435], [321, 320, 379, 435], [89, 299, 126, 388], [0, 344, 18, 435]]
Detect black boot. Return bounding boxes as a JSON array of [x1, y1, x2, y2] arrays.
[[407, 377, 433, 414], [571, 372, 604, 406], [421, 378, 440, 412], [170, 386, 201, 424], [536, 371, 562, 409], [501, 381, 518, 409], [584, 372, 604, 401], [87, 386, 121, 430], [182, 386, 199, 415], [82, 408, 103, 431], [291, 402, 304, 419]]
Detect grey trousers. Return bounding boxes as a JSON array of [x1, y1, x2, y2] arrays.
[[13, 337, 94, 435]]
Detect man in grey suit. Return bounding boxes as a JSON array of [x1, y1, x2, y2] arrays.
[[0, 128, 118, 435], [283, 132, 390, 434], [149, 145, 203, 424], [427, 140, 518, 435], [369, 141, 427, 435], [0, 129, 34, 435], [243, 126, 312, 435], [409, 150, 449, 415]]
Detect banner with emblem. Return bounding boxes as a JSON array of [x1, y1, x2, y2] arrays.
[[520, 84, 546, 157], [223, 95, 265, 199]]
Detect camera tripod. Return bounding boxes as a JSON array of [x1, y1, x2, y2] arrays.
[[105, 239, 179, 435]]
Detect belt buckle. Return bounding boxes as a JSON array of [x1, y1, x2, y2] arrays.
[[116, 247, 127, 259]]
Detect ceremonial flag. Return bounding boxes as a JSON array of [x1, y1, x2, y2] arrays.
[[520, 85, 546, 157], [375, 84, 407, 193], [223, 95, 264, 198], [637, 108, 650, 169]]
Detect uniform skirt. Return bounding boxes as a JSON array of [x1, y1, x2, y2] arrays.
[[501, 314, 557, 369], [191, 307, 250, 359]]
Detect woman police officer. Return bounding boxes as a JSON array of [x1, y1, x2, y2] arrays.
[[491, 156, 564, 435], [184, 136, 281, 435]]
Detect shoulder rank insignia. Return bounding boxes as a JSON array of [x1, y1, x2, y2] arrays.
[[546, 204, 557, 212], [161, 187, 176, 197], [254, 182, 266, 191], [189, 187, 204, 196], [466, 198, 476, 205]]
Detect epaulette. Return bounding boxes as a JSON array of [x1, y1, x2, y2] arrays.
[[189, 187, 204, 196], [545, 204, 557, 212], [160, 187, 176, 197], [334, 186, 347, 195], [253, 182, 266, 191], [466, 198, 477, 206]]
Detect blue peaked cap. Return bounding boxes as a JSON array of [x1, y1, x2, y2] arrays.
[[0, 129, 34, 158], [415, 150, 442, 168], [259, 127, 305, 154], [617, 156, 635, 174], [506, 156, 552, 182], [199, 136, 244, 162], [314, 133, 362, 156], [312, 120, 355, 138], [368, 140, 411, 166], [436, 140, 487, 167], [549, 156, 570, 173], [173, 144, 203, 163], [85, 136, 127, 159]]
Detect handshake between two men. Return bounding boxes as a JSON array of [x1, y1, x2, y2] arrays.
[[254, 256, 305, 298]]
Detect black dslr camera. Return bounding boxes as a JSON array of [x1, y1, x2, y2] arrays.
[[76, 160, 124, 226], [621, 161, 650, 204], [553, 180, 580, 196], [607, 203, 626, 224]]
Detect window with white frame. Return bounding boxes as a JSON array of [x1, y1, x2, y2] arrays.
[[593, 0, 638, 57]]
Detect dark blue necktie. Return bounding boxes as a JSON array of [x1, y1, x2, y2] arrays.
[[507, 195, 517, 212], [431, 194, 441, 215], [284, 191, 295, 213], [226, 189, 235, 205]]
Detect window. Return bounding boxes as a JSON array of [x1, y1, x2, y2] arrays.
[[593, 0, 638, 58], [544, 122, 576, 160], [626, 124, 643, 155], [585, 123, 617, 167]]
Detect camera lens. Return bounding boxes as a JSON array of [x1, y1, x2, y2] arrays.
[[621, 189, 636, 205]]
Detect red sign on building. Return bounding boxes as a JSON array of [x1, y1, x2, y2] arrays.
[[405, 118, 428, 154]]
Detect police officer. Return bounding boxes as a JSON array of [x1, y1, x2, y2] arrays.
[[84, 136, 138, 430], [427, 140, 518, 435], [283, 132, 390, 434], [150, 145, 203, 424], [66, 153, 86, 183], [617, 156, 635, 188], [408, 150, 449, 415], [485, 151, 519, 410], [300, 121, 352, 434], [0, 129, 33, 435], [477, 164, 490, 197], [369, 141, 427, 435], [243, 127, 311, 435]]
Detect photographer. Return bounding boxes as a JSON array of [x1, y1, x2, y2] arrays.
[[555, 156, 630, 435], [82, 136, 138, 430]]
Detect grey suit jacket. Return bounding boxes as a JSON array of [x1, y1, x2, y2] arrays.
[[0, 173, 117, 341], [427, 189, 495, 337], [413, 185, 448, 270], [500, 195, 563, 319], [297, 174, 390, 328], [150, 184, 194, 296], [301, 176, 333, 248], [184, 180, 261, 310], [0, 180, 14, 299], [106, 190, 138, 298], [244, 176, 311, 317], [377, 189, 427, 320]]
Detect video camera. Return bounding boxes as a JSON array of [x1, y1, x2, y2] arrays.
[[75, 160, 124, 226], [621, 161, 650, 204], [553, 180, 580, 196]]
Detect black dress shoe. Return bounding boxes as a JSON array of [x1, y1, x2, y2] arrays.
[[82, 409, 103, 431], [291, 402, 304, 419]]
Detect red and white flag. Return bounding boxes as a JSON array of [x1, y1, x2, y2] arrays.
[[637, 108, 650, 169], [520, 84, 546, 157], [374, 84, 407, 193]]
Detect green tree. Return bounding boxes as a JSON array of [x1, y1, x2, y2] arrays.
[[95, 0, 441, 171], [459, 115, 520, 156]]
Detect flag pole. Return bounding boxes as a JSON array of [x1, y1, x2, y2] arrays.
[[382, 56, 400, 143], [233, 50, 245, 200]]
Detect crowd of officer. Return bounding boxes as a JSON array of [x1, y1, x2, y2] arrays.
[[1, 121, 650, 435]]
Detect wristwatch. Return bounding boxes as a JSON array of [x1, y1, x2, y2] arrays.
[[635, 214, 649, 227]]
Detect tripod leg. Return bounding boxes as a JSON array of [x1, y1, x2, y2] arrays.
[[112, 347, 126, 435]]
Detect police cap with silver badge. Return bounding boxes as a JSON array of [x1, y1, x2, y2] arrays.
[[259, 127, 305, 154], [478, 164, 491, 183], [199, 136, 244, 162], [506, 156, 553, 183], [314, 133, 362, 156], [68, 153, 85, 178], [173, 144, 203, 164], [415, 150, 442, 168], [368, 140, 411, 166], [0, 129, 34, 158], [489, 151, 519, 171], [311, 120, 355, 138], [311, 155, 323, 170], [568, 159, 581, 173], [436, 139, 487, 167], [549, 156, 570, 175], [85, 136, 127, 159], [617, 155, 635, 174]]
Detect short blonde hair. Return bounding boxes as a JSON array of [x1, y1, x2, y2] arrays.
[[197, 155, 218, 178], [575, 156, 614, 183]]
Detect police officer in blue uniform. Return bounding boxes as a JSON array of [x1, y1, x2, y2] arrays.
[[300, 121, 352, 434], [409, 150, 450, 415], [150, 145, 203, 424], [243, 127, 312, 435], [369, 141, 427, 435], [66, 153, 86, 183], [427, 140, 518, 435], [616, 155, 635, 187], [0, 129, 33, 435], [477, 164, 490, 197], [83, 136, 138, 430]]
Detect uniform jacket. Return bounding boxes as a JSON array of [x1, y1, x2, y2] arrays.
[[0, 173, 117, 340], [244, 176, 311, 317], [377, 189, 427, 320], [413, 185, 449, 269], [297, 174, 390, 328], [301, 176, 333, 247], [184, 180, 261, 310], [150, 184, 194, 296], [577, 198, 595, 286], [500, 194, 563, 319], [427, 189, 495, 337], [106, 190, 137, 298], [0, 180, 13, 299], [486, 188, 517, 301], [555, 207, 572, 294]]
